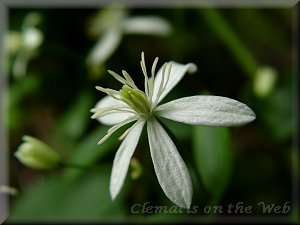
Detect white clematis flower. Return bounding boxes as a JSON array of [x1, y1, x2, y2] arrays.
[[91, 52, 256, 208], [86, 5, 171, 71]]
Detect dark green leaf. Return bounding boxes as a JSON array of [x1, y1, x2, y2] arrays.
[[9, 165, 126, 222], [192, 126, 233, 202], [55, 90, 94, 140]]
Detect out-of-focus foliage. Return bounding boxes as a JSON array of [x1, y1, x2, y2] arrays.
[[5, 6, 296, 224], [10, 166, 126, 221], [192, 126, 233, 205]]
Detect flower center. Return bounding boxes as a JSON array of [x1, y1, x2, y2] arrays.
[[119, 84, 151, 117]]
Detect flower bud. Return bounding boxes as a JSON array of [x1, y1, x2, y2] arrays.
[[253, 66, 277, 98], [130, 158, 143, 180], [14, 136, 62, 170]]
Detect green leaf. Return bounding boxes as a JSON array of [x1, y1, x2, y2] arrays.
[[192, 126, 233, 202], [258, 78, 292, 141], [200, 8, 258, 78], [62, 124, 128, 180], [8, 75, 41, 130], [67, 126, 123, 166], [9, 165, 126, 222], [55, 90, 94, 141], [158, 117, 191, 140]]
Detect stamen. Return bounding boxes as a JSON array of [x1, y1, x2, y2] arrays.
[[91, 107, 134, 119], [118, 121, 139, 140], [108, 70, 128, 85], [90, 108, 97, 113], [120, 97, 148, 118], [129, 93, 149, 114], [144, 74, 149, 97], [151, 57, 159, 80], [155, 62, 167, 102], [140, 52, 149, 97], [90, 105, 131, 114], [107, 117, 138, 133], [96, 86, 119, 96], [149, 57, 159, 100], [163, 63, 172, 91], [152, 62, 172, 109], [141, 52, 148, 78], [120, 97, 137, 111], [95, 86, 122, 101], [119, 84, 151, 117], [97, 132, 113, 145], [91, 111, 104, 119], [97, 117, 138, 145], [148, 77, 154, 103], [122, 70, 138, 89]]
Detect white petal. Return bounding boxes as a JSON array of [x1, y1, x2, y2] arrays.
[[94, 95, 135, 125], [152, 62, 197, 104], [110, 120, 145, 199], [156, 95, 256, 126], [147, 119, 192, 208], [122, 16, 171, 36], [86, 28, 122, 66]]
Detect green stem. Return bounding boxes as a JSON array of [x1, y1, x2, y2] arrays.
[[200, 8, 259, 78]]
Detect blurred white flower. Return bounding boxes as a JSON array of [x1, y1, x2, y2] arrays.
[[15, 136, 62, 170], [86, 5, 172, 76], [22, 27, 43, 51], [6, 12, 43, 78], [91, 52, 255, 208]]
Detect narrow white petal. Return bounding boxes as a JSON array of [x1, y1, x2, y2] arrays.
[[152, 62, 197, 104], [86, 28, 122, 66], [110, 120, 145, 199], [147, 119, 192, 208], [94, 95, 135, 125], [156, 96, 256, 126], [122, 16, 172, 36]]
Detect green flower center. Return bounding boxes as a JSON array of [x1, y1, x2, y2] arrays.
[[119, 85, 151, 117]]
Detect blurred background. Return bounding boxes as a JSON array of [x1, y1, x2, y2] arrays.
[[4, 5, 297, 223]]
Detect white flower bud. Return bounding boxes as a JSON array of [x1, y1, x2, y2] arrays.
[[15, 136, 62, 170], [253, 66, 277, 98]]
